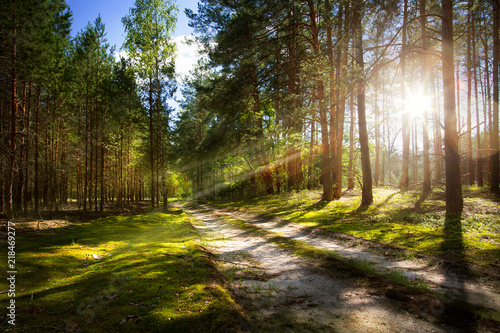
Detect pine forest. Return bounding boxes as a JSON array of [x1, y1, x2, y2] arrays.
[[0, 0, 499, 331]]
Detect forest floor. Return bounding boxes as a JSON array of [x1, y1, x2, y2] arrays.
[[1, 187, 499, 332], [0, 206, 246, 332], [181, 187, 500, 332]]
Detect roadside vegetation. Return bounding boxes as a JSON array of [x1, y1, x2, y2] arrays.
[[207, 187, 500, 276], [0, 209, 244, 332]]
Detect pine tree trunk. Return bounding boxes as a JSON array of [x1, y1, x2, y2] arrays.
[[347, 90, 355, 190], [5, 15, 17, 219], [307, 0, 332, 201], [23, 80, 31, 213], [442, 0, 463, 214], [354, 1, 373, 207], [34, 87, 40, 213], [421, 0, 431, 192], [473, 13, 483, 187], [149, 76, 155, 207], [333, 6, 347, 198], [433, 73, 443, 185], [400, 0, 410, 190], [308, 116, 315, 190], [491, 0, 500, 193], [466, 4, 475, 185]]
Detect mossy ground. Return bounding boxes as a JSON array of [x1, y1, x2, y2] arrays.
[[0, 208, 243, 332], [208, 187, 500, 270]]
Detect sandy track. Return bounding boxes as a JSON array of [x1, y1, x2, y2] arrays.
[[210, 206, 500, 312], [184, 204, 469, 333]]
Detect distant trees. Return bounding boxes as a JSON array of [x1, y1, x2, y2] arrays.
[[0, 0, 72, 218]]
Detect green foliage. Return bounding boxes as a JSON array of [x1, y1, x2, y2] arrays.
[[122, 0, 178, 80]]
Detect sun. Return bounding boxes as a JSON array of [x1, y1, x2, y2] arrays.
[[404, 90, 432, 120]]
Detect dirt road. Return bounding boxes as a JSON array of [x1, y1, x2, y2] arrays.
[[184, 204, 491, 332]]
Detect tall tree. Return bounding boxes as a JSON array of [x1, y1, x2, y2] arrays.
[[122, 0, 177, 207], [442, 0, 463, 214], [400, 0, 410, 190], [491, 0, 500, 193], [421, 0, 431, 193], [353, 0, 373, 207]]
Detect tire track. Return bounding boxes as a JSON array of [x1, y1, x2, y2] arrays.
[[185, 204, 465, 333]]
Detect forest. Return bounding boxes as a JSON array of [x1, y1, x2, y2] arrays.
[[0, 0, 499, 331], [0, 0, 499, 218]]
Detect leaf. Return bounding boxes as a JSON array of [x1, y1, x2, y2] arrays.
[[92, 253, 103, 260]]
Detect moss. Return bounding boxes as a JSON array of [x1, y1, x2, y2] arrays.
[[0, 210, 244, 332]]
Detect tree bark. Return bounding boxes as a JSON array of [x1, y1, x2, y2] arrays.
[[421, 0, 431, 192], [307, 0, 333, 201], [354, 1, 373, 207], [149, 76, 155, 207], [466, 3, 475, 185], [6, 27, 17, 218], [491, 0, 500, 193], [400, 0, 410, 190], [442, 0, 463, 214], [472, 12, 483, 187]]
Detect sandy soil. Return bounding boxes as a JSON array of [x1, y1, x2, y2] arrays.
[[210, 206, 500, 312], [184, 204, 481, 333]]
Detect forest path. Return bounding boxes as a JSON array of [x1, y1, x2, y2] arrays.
[[201, 205, 500, 312], [182, 204, 471, 333]]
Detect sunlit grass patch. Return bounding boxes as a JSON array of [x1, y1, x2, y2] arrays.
[[208, 187, 500, 268], [0, 210, 244, 332]]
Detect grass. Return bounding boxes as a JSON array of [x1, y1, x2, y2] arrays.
[[208, 187, 500, 269], [217, 214, 433, 294], [0, 209, 244, 332]]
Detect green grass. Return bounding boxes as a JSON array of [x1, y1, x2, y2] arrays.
[[0, 209, 244, 332], [208, 187, 500, 269]]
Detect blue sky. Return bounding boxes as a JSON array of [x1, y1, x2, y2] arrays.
[[66, 0, 198, 48], [66, 0, 202, 111]]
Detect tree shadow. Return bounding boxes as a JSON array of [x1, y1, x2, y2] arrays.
[[355, 204, 370, 213], [438, 212, 476, 330], [304, 198, 330, 211], [414, 191, 431, 211], [375, 191, 398, 209]]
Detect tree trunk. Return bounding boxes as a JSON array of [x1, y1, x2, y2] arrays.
[[354, 1, 372, 207], [307, 0, 332, 201], [421, 0, 431, 192], [308, 116, 315, 190], [348, 89, 355, 190], [400, 0, 410, 190], [149, 76, 155, 207], [473, 12, 483, 187], [491, 0, 500, 193], [333, 5, 347, 198], [442, 0, 463, 214], [5, 16, 17, 219], [466, 4, 475, 185], [433, 73, 443, 185]]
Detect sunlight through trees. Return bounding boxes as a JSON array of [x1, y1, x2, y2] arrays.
[[1, 0, 499, 217]]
